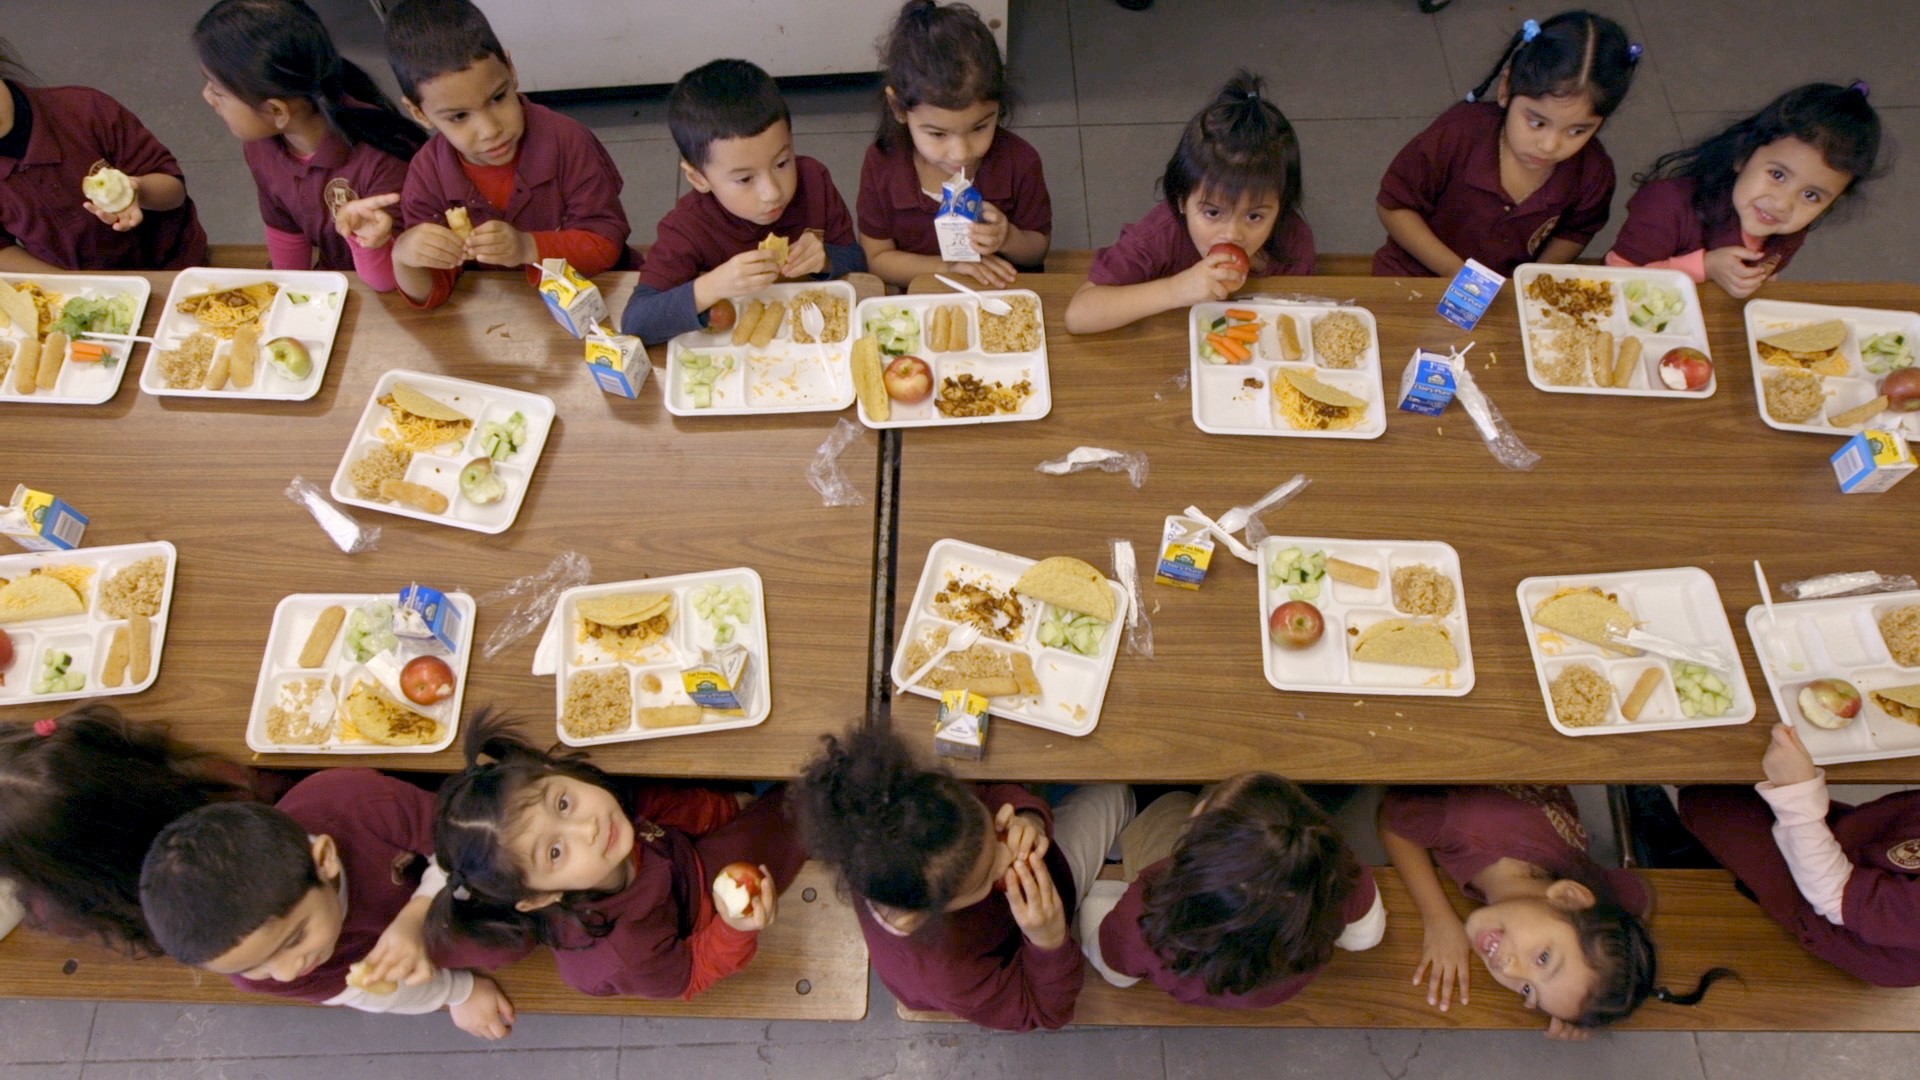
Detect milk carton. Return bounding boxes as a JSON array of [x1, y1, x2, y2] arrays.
[[934, 689, 990, 760], [1, 485, 87, 552], [584, 325, 647, 399], [1154, 515, 1215, 589], [682, 646, 757, 716], [933, 171, 983, 263], [1436, 259, 1506, 331], [1398, 349, 1459, 416], [534, 259, 608, 338], [1832, 429, 1917, 493]]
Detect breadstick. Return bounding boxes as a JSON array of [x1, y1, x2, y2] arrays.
[[229, 323, 258, 389], [11, 339, 39, 395], [1326, 557, 1380, 589], [937, 305, 957, 352], [852, 334, 889, 421], [379, 478, 449, 514], [128, 614, 153, 685], [749, 301, 785, 348], [1831, 394, 1891, 428], [947, 305, 967, 351], [1590, 330, 1612, 387], [1621, 667, 1663, 721], [204, 340, 231, 390], [1277, 315, 1303, 361], [731, 300, 763, 347], [299, 605, 346, 668], [102, 624, 130, 687], [1611, 335, 1642, 388], [36, 331, 67, 391]]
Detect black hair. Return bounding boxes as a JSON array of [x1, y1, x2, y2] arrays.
[[139, 801, 321, 966], [194, 0, 426, 163], [426, 711, 630, 952], [1466, 10, 1639, 119], [1137, 773, 1360, 998], [1159, 71, 1303, 245], [1565, 900, 1737, 1028], [668, 58, 790, 170], [383, 0, 507, 105], [1639, 82, 1883, 236], [0, 704, 250, 957], [793, 725, 987, 913], [874, 0, 1011, 156]]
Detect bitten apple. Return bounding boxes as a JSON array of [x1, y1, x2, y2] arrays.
[[882, 355, 933, 403], [1797, 678, 1862, 729], [1883, 366, 1920, 412], [1209, 242, 1250, 278], [1268, 600, 1324, 649], [1658, 347, 1713, 391], [707, 299, 737, 333], [714, 862, 767, 919]]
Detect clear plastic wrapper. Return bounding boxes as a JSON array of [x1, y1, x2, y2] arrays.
[[284, 475, 379, 554], [1237, 291, 1353, 307], [477, 551, 591, 661], [806, 418, 867, 507], [1452, 364, 1541, 470], [1780, 571, 1919, 600], [1153, 370, 1190, 401], [1037, 446, 1148, 489], [1111, 538, 1153, 659], [1230, 474, 1311, 549]]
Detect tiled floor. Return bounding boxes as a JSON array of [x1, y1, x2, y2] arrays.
[[6, 0, 1920, 1075]]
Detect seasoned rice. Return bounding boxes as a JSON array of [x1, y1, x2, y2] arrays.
[[979, 296, 1040, 353], [563, 668, 633, 738], [349, 440, 412, 499], [1312, 311, 1370, 369], [100, 556, 166, 618], [1763, 370, 1824, 424], [788, 290, 849, 343], [1551, 664, 1614, 727], [1880, 605, 1920, 667], [1391, 564, 1456, 617], [265, 677, 331, 745], [156, 333, 218, 388]]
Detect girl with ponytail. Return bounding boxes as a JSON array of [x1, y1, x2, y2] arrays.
[[192, 0, 427, 290], [1065, 69, 1312, 335]]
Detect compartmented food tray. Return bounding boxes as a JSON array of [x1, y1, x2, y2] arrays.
[[552, 568, 772, 747], [1745, 299, 1920, 436], [665, 281, 857, 415], [1257, 536, 1474, 697], [329, 370, 555, 534], [246, 589, 476, 754], [1513, 264, 1714, 397], [852, 290, 1051, 428], [0, 272, 151, 405], [1746, 590, 1920, 765], [1517, 567, 1755, 736], [140, 268, 347, 401], [1188, 301, 1386, 438], [891, 539, 1128, 737], [0, 541, 176, 704]]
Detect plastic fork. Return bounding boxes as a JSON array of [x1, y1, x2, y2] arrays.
[[80, 330, 157, 344], [1753, 559, 1795, 673], [898, 624, 981, 691], [1215, 475, 1311, 535], [798, 301, 830, 371], [933, 274, 1012, 316]]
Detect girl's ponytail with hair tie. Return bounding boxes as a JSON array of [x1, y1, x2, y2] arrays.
[[1851, 80, 1871, 98], [32, 717, 56, 737], [1627, 42, 1644, 62], [1520, 18, 1541, 43]]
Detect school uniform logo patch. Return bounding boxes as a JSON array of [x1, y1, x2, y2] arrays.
[[324, 178, 360, 217], [1887, 839, 1920, 870], [1526, 216, 1561, 256]]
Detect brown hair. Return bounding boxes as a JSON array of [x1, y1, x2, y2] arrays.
[[874, 0, 1010, 156]]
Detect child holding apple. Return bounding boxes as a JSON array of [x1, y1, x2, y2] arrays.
[[1065, 71, 1312, 335]]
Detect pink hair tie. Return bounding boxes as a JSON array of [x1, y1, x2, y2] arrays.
[[33, 718, 57, 737]]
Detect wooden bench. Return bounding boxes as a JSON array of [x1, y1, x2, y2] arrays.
[[898, 868, 1920, 1031], [0, 862, 867, 1021]]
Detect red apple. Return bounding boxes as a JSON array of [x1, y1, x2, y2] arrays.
[[1208, 242, 1251, 277], [1658, 347, 1713, 391], [707, 299, 737, 333], [1798, 678, 1862, 730], [1268, 600, 1325, 649], [399, 655, 456, 705], [1883, 366, 1920, 412], [714, 862, 766, 918], [883, 355, 933, 403], [0, 629, 12, 670]]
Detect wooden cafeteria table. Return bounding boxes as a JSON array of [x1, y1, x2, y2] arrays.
[[889, 273, 1919, 784], [1, 270, 882, 777]]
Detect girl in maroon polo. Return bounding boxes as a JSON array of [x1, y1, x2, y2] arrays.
[[857, 0, 1051, 290], [1380, 785, 1729, 1038], [796, 726, 1134, 1031], [0, 47, 208, 272], [192, 0, 427, 291], [1373, 12, 1639, 278], [1065, 71, 1314, 335], [1679, 725, 1920, 986], [427, 717, 805, 1000], [1081, 773, 1385, 1009], [1608, 83, 1882, 298]]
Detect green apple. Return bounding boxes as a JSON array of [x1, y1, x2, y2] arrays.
[[263, 336, 312, 380]]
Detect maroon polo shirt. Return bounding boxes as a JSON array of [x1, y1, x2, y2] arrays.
[[1609, 176, 1807, 272], [1373, 101, 1614, 278], [246, 129, 410, 273], [639, 155, 856, 292], [1088, 200, 1317, 286], [400, 97, 630, 263], [856, 784, 1084, 1032], [0, 82, 208, 270], [1099, 856, 1377, 1009], [856, 130, 1052, 264], [230, 769, 526, 1004], [1379, 785, 1649, 915]]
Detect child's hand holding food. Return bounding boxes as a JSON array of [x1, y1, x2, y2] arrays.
[[448, 974, 516, 1041], [83, 174, 144, 232], [1704, 245, 1775, 299], [334, 192, 402, 249], [395, 223, 467, 270], [361, 907, 436, 989], [780, 230, 827, 279], [466, 219, 537, 267], [993, 803, 1050, 864], [702, 248, 780, 303], [1173, 248, 1245, 306], [713, 863, 778, 933]]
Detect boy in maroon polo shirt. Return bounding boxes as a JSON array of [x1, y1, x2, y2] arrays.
[[140, 769, 521, 1040], [383, 0, 631, 309], [619, 59, 864, 345]]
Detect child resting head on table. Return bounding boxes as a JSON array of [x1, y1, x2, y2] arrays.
[[1064, 70, 1312, 336], [425, 713, 804, 1000], [382, 0, 632, 309], [619, 58, 865, 345]]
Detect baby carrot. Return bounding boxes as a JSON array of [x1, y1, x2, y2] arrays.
[[1207, 333, 1250, 363], [1223, 324, 1262, 342], [1224, 308, 1258, 321]]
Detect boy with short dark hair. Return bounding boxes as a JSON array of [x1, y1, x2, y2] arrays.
[[384, 0, 631, 309], [139, 769, 519, 1040], [619, 58, 865, 344]]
